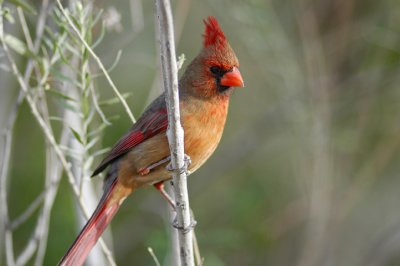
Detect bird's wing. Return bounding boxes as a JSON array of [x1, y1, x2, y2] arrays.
[[92, 96, 168, 176]]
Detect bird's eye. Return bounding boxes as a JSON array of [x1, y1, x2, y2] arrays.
[[210, 66, 222, 75]]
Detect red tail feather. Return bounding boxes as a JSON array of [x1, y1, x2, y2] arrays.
[[58, 179, 125, 266]]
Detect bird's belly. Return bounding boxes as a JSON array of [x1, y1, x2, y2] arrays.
[[184, 134, 220, 173], [183, 115, 226, 173]]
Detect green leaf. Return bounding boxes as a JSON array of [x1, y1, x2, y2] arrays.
[[47, 89, 77, 102], [107, 50, 122, 73], [70, 127, 83, 144], [86, 137, 99, 150], [59, 100, 80, 113], [48, 116, 65, 122], [88, 125, 106, 137], [99, 93, 131, 106], [49, 69, 81, 87], [4, 34, 27, 55], [1, 7, 15, 24], [92, 147, 111, 158], [6, 0, 36, 15], [82, 95, 89, 118], [92, 22, 105, 49], [91, 8, 104, 26]]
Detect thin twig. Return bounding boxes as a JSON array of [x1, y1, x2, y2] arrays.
[[34, 135, 65, 266], [191, 211, 203, 266], [16, 7, 34, 49], [147, 247, 161, 266], [90, 83, 111, 125], [56, 0, 136, 123], [8, 191, 45, 231], [155, 0, 194, 265]]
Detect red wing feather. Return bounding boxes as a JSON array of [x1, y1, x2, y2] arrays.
[[92, 101, 168, 176]]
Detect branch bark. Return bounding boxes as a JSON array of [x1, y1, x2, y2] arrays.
[[155, 1, 194, 265]]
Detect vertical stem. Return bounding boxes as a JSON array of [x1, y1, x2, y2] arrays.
[[155, 0, 194, 265]]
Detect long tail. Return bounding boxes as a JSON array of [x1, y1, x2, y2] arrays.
[[58, 179, 132, 266]]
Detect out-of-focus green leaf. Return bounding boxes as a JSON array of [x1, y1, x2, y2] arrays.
[[92, 22, 105, 49], [50, 69, 81, 87], [47, 89, 77, 102], [91, 8, 103, 26], [48, 116, 64, 122], [99, 93, 131, 106], [88, 123, 108, 137], [58, 100, 79, 113], [106, 50, 122, 73], [6, 0, 36, 15], [69, 127, 83, 144], [1, 7, 15, 24], [82, 95, 89, 117], [85, 137, 99, 150], [4, 34, 27, 55], [92, 147, 111, 158]]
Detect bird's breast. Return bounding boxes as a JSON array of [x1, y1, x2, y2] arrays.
[[182, 99, 229, 172]]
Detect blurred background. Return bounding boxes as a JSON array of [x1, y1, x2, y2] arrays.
[[1, 0, 400, 265]]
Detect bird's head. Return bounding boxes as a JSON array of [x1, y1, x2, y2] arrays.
[[182, 16, 244, 99]]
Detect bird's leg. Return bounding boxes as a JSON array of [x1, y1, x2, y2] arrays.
[[137, 156, 171, 175], [155, 181, 197, 233], [154, 181, 176, 210], [166, 154, 192, 175]]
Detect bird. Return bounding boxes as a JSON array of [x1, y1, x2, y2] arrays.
[[58, 16, 244, 266]]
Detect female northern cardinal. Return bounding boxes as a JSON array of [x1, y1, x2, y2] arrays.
[[59, 16, 243, 266]]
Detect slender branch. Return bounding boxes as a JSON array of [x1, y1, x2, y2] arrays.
[[34, 136, 65, 266], [56, 0, 136, 124], [155, 1, 194, 265], [16, 7, 33, 49], [191, 210, 203, 266], [8, 191, 45, 231], [147, 247, 161, 266], [15, 149, 62, 266]]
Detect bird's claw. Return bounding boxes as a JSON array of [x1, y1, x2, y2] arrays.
[[167, 154, 191, 175], [137, 167, 150, 176], [172, 215, 197, 234]]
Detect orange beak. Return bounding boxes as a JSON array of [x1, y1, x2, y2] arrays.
[[220, 67, 244, 87]]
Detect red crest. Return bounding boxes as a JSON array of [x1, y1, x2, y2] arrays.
[[203, 16, 227, 49]]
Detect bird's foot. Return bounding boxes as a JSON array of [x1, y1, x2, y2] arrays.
[[137, 167, 150, 176], [166, 154, 192, 175], [138, 156, 171, 176], [172, 214, 197, 234]]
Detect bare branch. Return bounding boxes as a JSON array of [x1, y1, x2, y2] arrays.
[[155, 0, 194, 265], [8, 192, 45, 231]]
